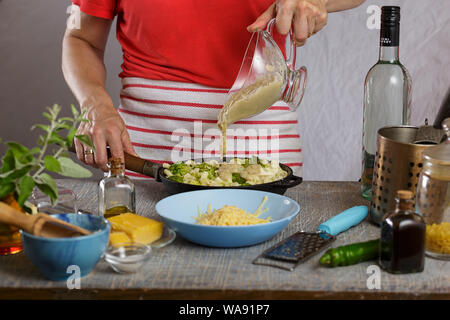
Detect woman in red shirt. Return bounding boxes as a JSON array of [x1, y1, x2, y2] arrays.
[[63, 0, 365, 178]]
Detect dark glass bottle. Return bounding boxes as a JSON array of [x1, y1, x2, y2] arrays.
[[379, 190, 425, 274]]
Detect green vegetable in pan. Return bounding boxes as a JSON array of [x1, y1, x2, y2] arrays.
[[162, 158, 288, 187], [319, 239, 380, 267], [168, 162, 191, 176]]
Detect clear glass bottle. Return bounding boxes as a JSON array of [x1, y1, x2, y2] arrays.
[[98, 157, 136, 218], [416, 118, 450, 260], [379, 190, 425, 274], [361, 6, 412, 200]]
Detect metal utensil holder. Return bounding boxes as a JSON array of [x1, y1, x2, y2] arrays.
[[370, 126, 435, 224]]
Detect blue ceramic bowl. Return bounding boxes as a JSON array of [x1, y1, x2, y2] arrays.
[[20, 213, 110, 281], [155, 189, 300, 248]]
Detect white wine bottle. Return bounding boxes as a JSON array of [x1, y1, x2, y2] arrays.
[[361, 6, 412, 200]]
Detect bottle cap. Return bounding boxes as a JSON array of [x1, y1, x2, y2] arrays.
[[381, 6, 400, 24]]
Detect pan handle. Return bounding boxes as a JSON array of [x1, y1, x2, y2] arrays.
[[124, 153, 161, 180], [69, 144, 161, 180], [274, 175, 303, 188]]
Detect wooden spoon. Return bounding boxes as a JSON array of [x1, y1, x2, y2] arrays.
[[0, 202, 92, 238]]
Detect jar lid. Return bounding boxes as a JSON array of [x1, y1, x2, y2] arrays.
[[422, 118, 450, 166]]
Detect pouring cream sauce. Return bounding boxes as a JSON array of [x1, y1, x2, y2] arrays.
[[217, 70, 284, 157]]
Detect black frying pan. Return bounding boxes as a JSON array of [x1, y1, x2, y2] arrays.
[[70, 144, 302, 195], [124, 153, 302, 195]]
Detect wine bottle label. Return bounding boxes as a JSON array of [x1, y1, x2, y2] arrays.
[[380, 24, 399, 47]]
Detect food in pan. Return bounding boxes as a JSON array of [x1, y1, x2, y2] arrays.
[[107, 213, 164, 245], [195, 196, 270, 226], [162, 158, 288, 186]]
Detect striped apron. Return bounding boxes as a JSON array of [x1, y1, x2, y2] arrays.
[[118, 77, 303, 179]]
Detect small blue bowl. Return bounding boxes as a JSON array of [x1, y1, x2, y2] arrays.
[[155, 189, 300, 248], [20, 213, 110, 281]]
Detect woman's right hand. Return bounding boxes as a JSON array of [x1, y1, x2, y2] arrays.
[[74, 93, 137, 172]]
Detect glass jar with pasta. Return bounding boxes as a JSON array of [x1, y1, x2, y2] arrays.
[[416, 118, 450, 260]]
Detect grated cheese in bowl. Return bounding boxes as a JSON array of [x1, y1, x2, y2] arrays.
[[195, 196, 270, 226]]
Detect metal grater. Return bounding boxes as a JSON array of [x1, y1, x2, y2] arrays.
[[252, 231, 336, 271]]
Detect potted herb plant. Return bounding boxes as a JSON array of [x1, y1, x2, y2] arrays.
[[0, 104, 94, 255]]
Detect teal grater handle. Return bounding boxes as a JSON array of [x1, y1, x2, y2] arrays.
[[317, 206, 368, 237]]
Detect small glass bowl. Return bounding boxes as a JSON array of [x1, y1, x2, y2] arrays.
[[104, 242, 151, 273]]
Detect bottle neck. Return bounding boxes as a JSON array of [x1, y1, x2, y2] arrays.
[[108, 166, 125, 177], [379, 20, 400, 62], [379, 46, 399, 62], [395, 198, 414, 213]]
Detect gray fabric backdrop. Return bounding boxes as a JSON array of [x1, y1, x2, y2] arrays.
[[0, 0, 448, 181]]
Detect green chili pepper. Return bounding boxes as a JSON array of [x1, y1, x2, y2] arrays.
[[319, 239, 380, 267]]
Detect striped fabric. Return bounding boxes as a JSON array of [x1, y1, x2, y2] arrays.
[[118, 77, 303, 179]]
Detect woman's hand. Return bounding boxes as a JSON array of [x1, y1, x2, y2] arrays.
[[74, 92, 136, 172], [247, 0, 328, 46]]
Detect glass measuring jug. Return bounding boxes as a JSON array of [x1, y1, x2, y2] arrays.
[[218, 19, 307, 131]]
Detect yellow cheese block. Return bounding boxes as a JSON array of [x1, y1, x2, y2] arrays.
[[109, 231, 131, 245], [107, 213, 164, 245]]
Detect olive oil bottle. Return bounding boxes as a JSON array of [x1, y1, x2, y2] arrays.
[[379, 190, 425, 274], [98, 157, 136, 218]]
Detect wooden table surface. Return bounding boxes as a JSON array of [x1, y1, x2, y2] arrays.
[[0, 179, 448, 300]]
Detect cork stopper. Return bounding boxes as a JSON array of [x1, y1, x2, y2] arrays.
[[396, 190, 414, 200], [395, 190, 414, 212], [108, 157, 124, 175]]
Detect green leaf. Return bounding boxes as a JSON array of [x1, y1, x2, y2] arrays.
[[71, 104, 80, 118], [37, 135, 45, 146], [0, 165, 32, 182], [17, 175, 35, 206], [44, 155, 61, 173], [66, 126, 77, 148], [48, 131, 66, 146], [75, 134, 95, 149], [1, 149, 15, 173], [55, 123, 71, 131], [35, 173, 58, 205], [57, 156, 92, 178], [59, 117, 74, 123], [30, 147, 41, 155], [0, 182, 14, 199], [42, 112, 53, 122], [49, 104, 61, 118], [31, 124, 50, 133], [6, 142, 33, 164]]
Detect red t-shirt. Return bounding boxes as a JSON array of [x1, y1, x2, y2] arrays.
[[72, 0, 276, 89]]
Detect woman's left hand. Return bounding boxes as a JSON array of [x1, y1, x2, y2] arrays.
[[247, 0, 328, 46]]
